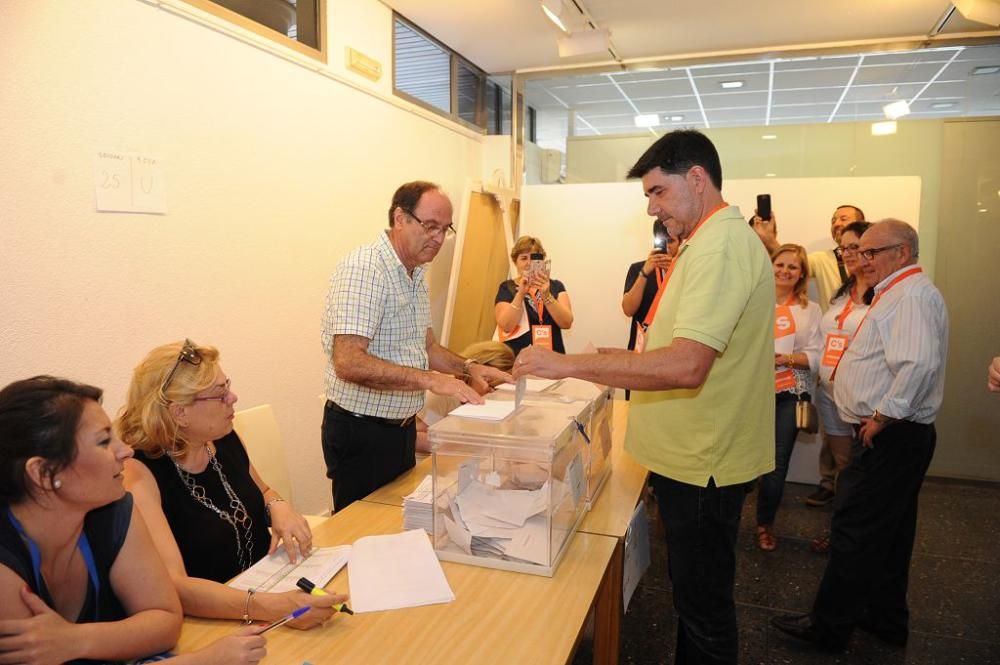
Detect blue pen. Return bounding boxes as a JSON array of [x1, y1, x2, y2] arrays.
[[259, 606, 310, 634]]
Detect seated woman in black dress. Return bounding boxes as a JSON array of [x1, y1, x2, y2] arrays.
[[0, 376, 265, 664], [118, 340, 344, 629], [494, 236, 574, 355]]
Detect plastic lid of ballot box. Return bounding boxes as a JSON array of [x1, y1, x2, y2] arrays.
[[428, 399, 590, 576], [520, 378, 614, 509]]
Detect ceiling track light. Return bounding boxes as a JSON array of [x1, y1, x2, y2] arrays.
[[541, 0, 568, 32]]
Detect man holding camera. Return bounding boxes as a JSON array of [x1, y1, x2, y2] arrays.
[[516, 130, 775, 665], [752, 204, 866, 310]]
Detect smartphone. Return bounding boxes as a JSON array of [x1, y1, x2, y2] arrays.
[[652, 220, 668, 253], [529, 252, 545, 279], [756, 194, 772, 222]]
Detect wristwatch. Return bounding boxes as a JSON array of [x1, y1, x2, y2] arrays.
[[872, 410, 891, 424]]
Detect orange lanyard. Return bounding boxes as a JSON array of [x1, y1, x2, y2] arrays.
[[835, 288, 857, 330], [830, 266, 922, 379], [642, 202, 728, 327], [849, 267, 922, 343], [532, 291, 545, 323]]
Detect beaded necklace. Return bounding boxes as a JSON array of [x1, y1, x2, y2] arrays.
[[171, 443, 255, 572]]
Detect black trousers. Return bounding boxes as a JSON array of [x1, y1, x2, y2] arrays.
[[321, 401, 416, 512], [651, 473, 748, 665], [812, 420, 936, 643]]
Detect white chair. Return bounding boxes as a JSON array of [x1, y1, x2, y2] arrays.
[[233, 404, 327, 528]]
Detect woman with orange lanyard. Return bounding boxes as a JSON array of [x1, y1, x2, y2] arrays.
[[494, 236, 574, 356], [756, 244, 823, 552], [807, 220, 872, 552]]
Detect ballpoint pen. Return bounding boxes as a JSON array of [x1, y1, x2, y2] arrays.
[[259, 606, 311, 634], [296, 577, 354, 615]]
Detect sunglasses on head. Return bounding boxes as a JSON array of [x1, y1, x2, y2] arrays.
[[161, 339, 202, 394]]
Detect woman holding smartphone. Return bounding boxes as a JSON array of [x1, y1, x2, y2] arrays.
[[494, 236, 574, 356]]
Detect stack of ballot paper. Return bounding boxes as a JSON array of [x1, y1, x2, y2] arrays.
[[348, 530, 455, 613], [402, 475, 433, 533], [228, 545, 350, 593], [441, 479, 570, 566]]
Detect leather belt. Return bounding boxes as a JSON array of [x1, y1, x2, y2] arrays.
[[326, 400, 415, 428]]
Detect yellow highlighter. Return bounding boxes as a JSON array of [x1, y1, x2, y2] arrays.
[[296, 577, 354, 615]]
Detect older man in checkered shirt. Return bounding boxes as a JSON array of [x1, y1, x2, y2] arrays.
[[321, 181, 512, 511]]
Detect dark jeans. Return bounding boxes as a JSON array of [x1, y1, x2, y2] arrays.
[[651, 473, 748, 665], [812, 421, 936, 645], [321, 401, 416, 512], [756, 392, 802, 526]]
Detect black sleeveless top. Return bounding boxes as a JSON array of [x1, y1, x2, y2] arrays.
[[133, 431, 270, 583], [0, 495, 132, 665]]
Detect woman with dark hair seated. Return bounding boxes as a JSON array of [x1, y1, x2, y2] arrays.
[[0, 376, 265, 664], [118, 340, 344, 629]]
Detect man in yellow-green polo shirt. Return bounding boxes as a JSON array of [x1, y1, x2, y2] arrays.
[[515, 130, 775, 665]]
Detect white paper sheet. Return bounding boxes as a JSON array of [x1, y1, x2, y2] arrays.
[[623, 502, 652, 612], [347, 530, 455, 613], [228, 545, 350, 593], [449, 400, 516, 420], [496, 378, 559, 393]]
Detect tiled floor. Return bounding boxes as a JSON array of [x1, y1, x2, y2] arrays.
[[575, 479, 1000, 664]]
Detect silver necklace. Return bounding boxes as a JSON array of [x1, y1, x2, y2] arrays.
[[171, 443, 255, 572]]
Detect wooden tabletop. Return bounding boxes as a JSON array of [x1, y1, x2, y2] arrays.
[[176, 501, 617, 665], [362, 457, 433, 507]]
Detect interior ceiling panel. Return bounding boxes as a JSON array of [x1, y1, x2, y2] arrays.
[[383, 0, 985, 73]]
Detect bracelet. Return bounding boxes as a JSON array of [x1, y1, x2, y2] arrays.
[[639, 271, 650, 279], [544, 294, 556, 304], [264, 496, 285, 515], [243, 588, 256, 624]]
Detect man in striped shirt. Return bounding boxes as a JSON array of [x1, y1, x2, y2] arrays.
[[772, 219, 948, 651], [321, 181, 512, 511]]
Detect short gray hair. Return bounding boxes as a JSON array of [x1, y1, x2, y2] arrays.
[[877, 218, 919, 258]]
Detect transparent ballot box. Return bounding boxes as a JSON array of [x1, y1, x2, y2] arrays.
[[501, 377, 614, 508], [429, 402, 589, 576], [530, 378, 614, 508]]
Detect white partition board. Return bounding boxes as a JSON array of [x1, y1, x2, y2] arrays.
[[520, 176, 921, 485]]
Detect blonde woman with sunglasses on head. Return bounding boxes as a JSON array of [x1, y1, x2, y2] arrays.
[[117, 340, 345, 630]]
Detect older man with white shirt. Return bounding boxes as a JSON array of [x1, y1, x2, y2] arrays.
[[772, 219, 948, 652]]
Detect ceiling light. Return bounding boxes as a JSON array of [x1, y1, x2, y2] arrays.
[[634, 113, 660, 128], [871, 120, 898, 136], [720, 80, 744, 89], [761, 134, 777, 140], [765, 173, 777, 177], [980, 208, 989, 213], [930, 102, 957, 109], [541, 0, 568, 32], [669, 115, 684, 121], [883, 100, 911, 120], [972, 65, 1000, 75]]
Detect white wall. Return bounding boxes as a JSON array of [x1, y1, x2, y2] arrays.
[[519, 177, 921, 352], [0, 0, 484, 513]]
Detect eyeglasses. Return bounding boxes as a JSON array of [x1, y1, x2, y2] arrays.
[[859, 243, 903, 261], [833, 243, 861, 259], [162, 339, 201, 393], [192, 378, 232, 403], [405, 210, 456, 239]]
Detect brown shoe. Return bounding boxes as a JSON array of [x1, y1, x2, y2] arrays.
[[805, 487, 835, 507]]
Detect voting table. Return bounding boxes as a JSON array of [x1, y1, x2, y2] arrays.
[[176, 500, 617, 664], [361, 400, 649, 665]]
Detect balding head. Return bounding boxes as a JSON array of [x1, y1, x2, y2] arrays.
[[858, 219, 918, 285]]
